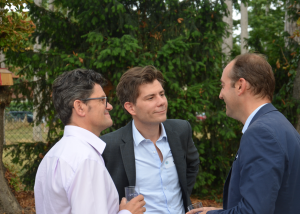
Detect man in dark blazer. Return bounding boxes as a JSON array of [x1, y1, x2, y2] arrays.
[[101, 66, 199, 214], [187, 53, 300, 214]]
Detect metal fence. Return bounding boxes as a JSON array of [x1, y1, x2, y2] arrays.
[[4, 110, 48, 145]]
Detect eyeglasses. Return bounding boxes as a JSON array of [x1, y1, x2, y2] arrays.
[[80, 96, 108, 108]]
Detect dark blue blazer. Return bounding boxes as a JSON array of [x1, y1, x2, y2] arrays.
[[209, 103, 300, 214]]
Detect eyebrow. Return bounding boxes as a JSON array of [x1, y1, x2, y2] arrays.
[[90, 94, 106, 98], [144, 90, 165, 98]]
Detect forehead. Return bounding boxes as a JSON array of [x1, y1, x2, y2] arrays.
[[92, 83, 105, 96], [221, 61, 235, 82], [138, 80, 164, 95]]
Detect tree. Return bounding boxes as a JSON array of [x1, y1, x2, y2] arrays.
[[0, 1, 35, 213], [0, 0, 35, 68], [0, 87, 22, 214], [289, 1, 300, 132], [240, 0, 248, 54], [247, 0, 300, 136], [0, 0, 36, 52], [222, 0, 233, 62], [5, 0, 244, 198], [284, 1, 300, 46]]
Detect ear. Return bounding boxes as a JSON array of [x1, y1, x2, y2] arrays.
[[73, 100, 86, 117], [236, 78, 247, 96], [124, 102, 136, 116]]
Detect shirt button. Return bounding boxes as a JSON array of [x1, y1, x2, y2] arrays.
[[164, 187, 166, 190]]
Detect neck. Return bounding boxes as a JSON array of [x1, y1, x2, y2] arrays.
[[133, 120, 161, 144], [69, 119, 101, 137], [240, 98, 270, 124]]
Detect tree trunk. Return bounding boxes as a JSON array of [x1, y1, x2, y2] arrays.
[[289, 2, 300, 133], [284, 2, 300, 47], [240, 1, 248, 54], [265, 3, 269, 16], [33, 0, 43, 142], [293, 60, 300, 133], [48, 0, 54, 11], [0, 51, 5, 68], [0, 87, 22, 214], [222, 0, 233, 62]]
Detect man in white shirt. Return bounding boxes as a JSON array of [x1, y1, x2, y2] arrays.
[[187, 53, 300, 214], [34, 69, 146, 214]]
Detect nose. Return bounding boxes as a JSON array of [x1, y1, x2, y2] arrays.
[[157, 95, 167, 106], [106, 102, 113, 111], [219, 91, 223, 100]]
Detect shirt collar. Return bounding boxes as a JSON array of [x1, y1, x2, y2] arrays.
[[64, 125, 106, 155], [242, 103, 268, 134], [132, 120, 167, 146]]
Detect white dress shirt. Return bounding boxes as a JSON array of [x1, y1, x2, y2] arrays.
[[132, 121, 185, 214], [34, 125, 130, 214]]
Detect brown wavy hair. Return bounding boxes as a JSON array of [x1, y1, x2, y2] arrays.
[[116, 65, 164, 113]]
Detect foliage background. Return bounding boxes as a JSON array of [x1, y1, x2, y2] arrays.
[[0, 0, 36, 52], [3, 0, 300, 199]]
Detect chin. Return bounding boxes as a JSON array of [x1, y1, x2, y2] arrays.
[[104, 119, 113, 128], [157, 115, 167, 123]]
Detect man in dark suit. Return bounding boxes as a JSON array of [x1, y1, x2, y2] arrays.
[[101, 66, 200, 214], [187, 53, 300, 214]]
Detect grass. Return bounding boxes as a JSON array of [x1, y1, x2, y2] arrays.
[[3, 120, 47, 189], [2, 148, 28, 178], [3, 160, 25, 192], [4, 121, 48, 144]]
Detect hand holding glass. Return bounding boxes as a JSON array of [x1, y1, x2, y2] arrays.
[[187, 202, 203, 214], [125, 186, 139, 202]]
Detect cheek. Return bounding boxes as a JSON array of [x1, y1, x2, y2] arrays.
[[223, 89, 229, 98], [164, 98, 168, 106]]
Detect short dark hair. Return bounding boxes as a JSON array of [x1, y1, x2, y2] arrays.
[[230, 53, 275, 101], [116, 66, 164, 112], [52, 69, 107, 125]]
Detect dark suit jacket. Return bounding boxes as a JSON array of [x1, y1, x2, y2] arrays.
[[101, 119, 200, 212], [209, 103, 300, 214]]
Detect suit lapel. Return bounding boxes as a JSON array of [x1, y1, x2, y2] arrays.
[[164, 122, 187, 193], [120, 121, 136, 186]]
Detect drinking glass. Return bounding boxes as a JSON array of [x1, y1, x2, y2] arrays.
[[125, 186, 140, 202], [187, 201, 203, 214]]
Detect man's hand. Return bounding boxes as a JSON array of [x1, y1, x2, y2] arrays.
[[119, 195, 146, 214], [186, 207, 222, 214]]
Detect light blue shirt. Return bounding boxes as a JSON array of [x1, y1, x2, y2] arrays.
[[132, 121, 185, 214], [242, 103, 268, 134]]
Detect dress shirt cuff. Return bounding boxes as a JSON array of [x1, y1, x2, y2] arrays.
[[118, 209, 132, 214]]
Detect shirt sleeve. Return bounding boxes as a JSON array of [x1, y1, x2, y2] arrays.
[[68, 159, 131, 214]]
